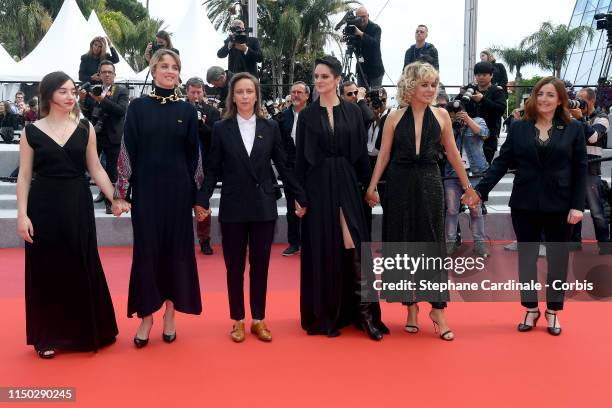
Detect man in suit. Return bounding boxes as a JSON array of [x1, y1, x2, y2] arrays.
[[217, 19, 263, 78], [196, 72, 307, 342], [277, 81, 309, 256], [185, 77, 222, 255], [79, 60, 128, 214]]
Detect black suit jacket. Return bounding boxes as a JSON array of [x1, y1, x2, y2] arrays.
[[197, 117, 307, 223], [217, 37, 262, 77], [81, 84, 129, 144], [278, 106, 298, 166], [475, 119, 587, 212]]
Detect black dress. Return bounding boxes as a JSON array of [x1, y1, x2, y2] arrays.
[[25, 120, 118, 352], [115, 87, 203, 318], [296, 99, 383, 335], [382, 106, 448, 306]]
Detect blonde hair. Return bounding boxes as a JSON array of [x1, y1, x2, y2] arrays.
[[150, 49, 181, 76], [87, 36, 108, 58], [480, 50, 496, 63], [397, 62, 439, 107]]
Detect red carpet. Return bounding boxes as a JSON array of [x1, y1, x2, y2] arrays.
[[0, 245, 610, 407]]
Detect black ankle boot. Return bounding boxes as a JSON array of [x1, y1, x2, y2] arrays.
[[358, 303, 383, 341]]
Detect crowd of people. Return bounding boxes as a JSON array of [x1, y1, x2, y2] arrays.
[[11, 9, 612, 359]]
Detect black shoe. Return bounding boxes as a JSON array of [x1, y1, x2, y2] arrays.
[[480, 202, 487, 215], [105, 200, 113, 215], [133, 337, 149, 348], [94, 192, 105, 203], [282, 245, 300, 256], [162, 332, 177, 343], [517, 309, 540, 332], [36, 349, 55, 359], [545, 310, 562, 336], [200, 239, 213, 255], [357, 303, 383, 341]]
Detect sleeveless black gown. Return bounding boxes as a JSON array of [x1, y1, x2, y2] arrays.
[[382, 106, 448, 307], [25, 120, 118, 352]]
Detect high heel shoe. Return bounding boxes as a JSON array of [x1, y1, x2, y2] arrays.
[[429, 311, 454, 341], [133, 337, 149, 348], [517, 309, 541, 332], [404, 304, 419, 334], [162, 314, 176, 343], [357, 303, 383, 341], [545, 310, 562, 336], [134, 318, 153, 348]]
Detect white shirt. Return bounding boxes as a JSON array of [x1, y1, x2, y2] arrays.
[[237, 114, 257, 155], [367, 122, 380, 156], [291, 110, 299, 143]]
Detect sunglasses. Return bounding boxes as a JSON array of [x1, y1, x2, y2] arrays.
[[416, 30, 426, 34], [345, 91, 358, 97]]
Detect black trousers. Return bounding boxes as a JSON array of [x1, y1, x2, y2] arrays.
[[97, 137, 120, 184], [511, 209, 572, 311], [285, 189, 301, 247], [221, 221, 276, 320]]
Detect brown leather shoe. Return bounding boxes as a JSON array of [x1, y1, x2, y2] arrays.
[[250, 321, 272, 342], [230, 321, 245, 343]]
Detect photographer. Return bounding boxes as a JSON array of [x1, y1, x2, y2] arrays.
[[344, 7, 385, 88], [340, 81, 375, 129], [79, 36, 120, 83], [365, 87, 390, 238], [217, 19, 262, 78], [206, 66, 233, 111], [403, 25, 439, 71], [144, 31, 179, 63], [443, 103, 490, 257], [569, 87, 610, 253], [79, 60, 128, 214], [185, 77, 221, 255], [461, 61, 507, 164]]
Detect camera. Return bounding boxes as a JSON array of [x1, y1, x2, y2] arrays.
[[336, 11, 362, 47], [229, 26, 252, 45], [81, 82, 103, 97], [461, 84, 477, 102], [366, 89, 386, 110], [446, 99, 465, 114], [568, 98, 587, 110]]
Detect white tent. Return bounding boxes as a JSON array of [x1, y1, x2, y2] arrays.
[[87, 10, 136, 81], [0, 0, 134, 82], [0, 44, 16, 72], [132, 0, 225, 82]]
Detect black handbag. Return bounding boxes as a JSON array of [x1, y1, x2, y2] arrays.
[[0, 127, 14, 142]]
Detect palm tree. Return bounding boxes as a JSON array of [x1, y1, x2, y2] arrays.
[[204, 0, 355, 98], [0, 0, 52, 58], [491, 44, 538, 107], [521, 21, 594, 78]]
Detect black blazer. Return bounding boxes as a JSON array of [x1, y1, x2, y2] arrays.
[[278, 106, 298, 166], [197, 117, 307, 223], [81, 84, 129, 145], [475, 119, 587, 212], [78, 48, 120, 83]]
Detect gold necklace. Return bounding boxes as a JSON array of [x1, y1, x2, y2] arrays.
[[148, 87, 181, 104], [47, 116, 72, 146]]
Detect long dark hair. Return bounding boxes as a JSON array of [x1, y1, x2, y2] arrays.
[[39, 71, 80, 119], [223, 72, 266, 120], [156, 30, 174, 49], [523, 76, 571, 125]]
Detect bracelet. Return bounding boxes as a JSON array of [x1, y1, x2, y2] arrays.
[[462, 183, 473, 192]]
